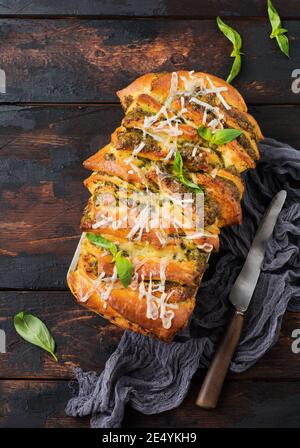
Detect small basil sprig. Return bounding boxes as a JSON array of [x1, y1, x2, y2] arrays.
[[217, 16, 243, 83], [173, 151, 203, 193], [267, 0, 289, 58], [86, 233, 133, 287], [87, 233, 118, 257], [198, 125, 242, 147], [14, 312, 58, 362], [115, 252, 133, 288]]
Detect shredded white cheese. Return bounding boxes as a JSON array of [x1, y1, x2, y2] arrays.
[[190, 96, 224, 129], [145, 273, 159, 320], [192, 147, 198, 157], [155, 290, 178, 330], [155, 230, 168, 246], [210, 167, 218, 178], [197, 243, 214, 252], [132, 141, 146, 156], [202, 107, 208, 125], [163, 143, 177, 161], [164, 71, 178, 108], [126, 205, 150, 241], [206, 76, 231, 110]]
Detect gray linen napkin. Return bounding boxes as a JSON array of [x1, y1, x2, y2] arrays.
[[66, 138, 300, 428]]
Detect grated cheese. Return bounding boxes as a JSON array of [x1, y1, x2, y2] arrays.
[[164, 72, 178, 108], [132, 141, 146, 156], [197, 243, 214, 252], [145, 273, 159, 320], [206, 76, 231, 110], [155, 290, 178, 330], [202, 107, 208, 125], [190, 96, 215, 111], [155, 230, 168, 246], [210, 167, 218, 178], [126, 205, 150, 241], [192, 147, 198, 157]]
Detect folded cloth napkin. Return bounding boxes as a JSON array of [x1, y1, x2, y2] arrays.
[[66, 138, 300, 428]]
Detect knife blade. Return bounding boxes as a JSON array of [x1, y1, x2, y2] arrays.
[[229, 189, 287, 313], [196, 190, 287, 409]]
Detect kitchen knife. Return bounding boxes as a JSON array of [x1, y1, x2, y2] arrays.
[[196, 190, 287, 409]]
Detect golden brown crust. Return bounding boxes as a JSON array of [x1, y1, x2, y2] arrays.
[[195, 173, 242, 226], [117, 73, 158, 110], [80, 237, 206, 286], [81, 221, 220, 252], [118, 71, 247, 112], [67, 268, 196, 342], [116, 125, 257, 173], [68, 70, 262, 342], [83, 144, 147, 187], [116, 71, 261, 176], [81, 173, 221, 249], [81, 205, 220, 250]]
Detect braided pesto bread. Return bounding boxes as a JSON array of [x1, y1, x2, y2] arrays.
[[67, 71, 263, 341]]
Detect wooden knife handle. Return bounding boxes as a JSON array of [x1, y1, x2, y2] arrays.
[[196, 310, 245, 409]]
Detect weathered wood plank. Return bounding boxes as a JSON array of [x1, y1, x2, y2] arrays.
[[0, 1, 298, 18], [123, 379, 300, 428], [0, 380, 89, 428], [0, 105, 122, 289], [0, 291, 122, 379], [0, 19, 298, 104], [0, 291, 299, 380], [250, 105, 300, 150], [0, 105, 299, 290], [1, 378, 300, 427]]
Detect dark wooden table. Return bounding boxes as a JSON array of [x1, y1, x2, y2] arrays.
[[1, 1, 300, 428]]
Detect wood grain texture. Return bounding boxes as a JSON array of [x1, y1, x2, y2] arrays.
[[1, 378, 300, 428], [0, 19, 299, 104], [123, 379, 300, 428], [0, 1, 299, 18], [0, 104, 299, 290], [0, 105, 122, 289], [0, 291, 122, 378], [0, 380, 89, 428], [0, 291, 299, 380], [0, 4, 299, 430]]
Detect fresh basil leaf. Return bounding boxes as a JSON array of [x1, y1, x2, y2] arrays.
[[276, 33, 290, 58], [180, 176, 203, 193], [198, 125, 213, 143], [211, 128, 242, 146], [216, 16, 243, 83], [14, 312, 58, 362], [267, 0, 289, 58], [227, 53, 242, 84], [86, 233, 118, 258], [272, 27, 288, 37], [115, 251, 133, 288], [216, 16, 242, 51], [173, 152, 203, 193], [198, 126, 241, 146], [268, 0, 281, 33], [173, 150, 183, 177], [87, 233, 132, 286]]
